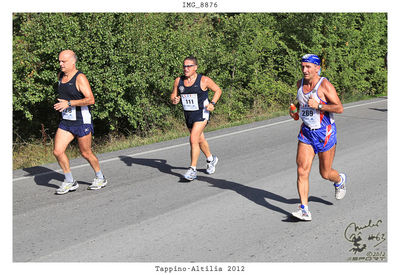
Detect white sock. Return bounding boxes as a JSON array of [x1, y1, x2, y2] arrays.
[[65, 172, 74, 183], [301, 204, 309, 211], [335, 174, 343, 186], [190, 166, 196, 171], [95, 170, 104, 179], [206, 155, 213, 162]]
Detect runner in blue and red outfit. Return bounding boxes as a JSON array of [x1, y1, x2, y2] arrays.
[[290, 54, 347, 221]]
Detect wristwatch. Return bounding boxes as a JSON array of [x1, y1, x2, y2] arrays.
[[317, 103, 323, 110], [211, 101, 216, 106], [68, 101, 71, 107]]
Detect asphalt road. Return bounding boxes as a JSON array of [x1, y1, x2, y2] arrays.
[[13, 98, 387, 263]]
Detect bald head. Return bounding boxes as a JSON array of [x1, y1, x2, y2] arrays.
[[59, 50, 77, 62], [59, 50, 77, 73]]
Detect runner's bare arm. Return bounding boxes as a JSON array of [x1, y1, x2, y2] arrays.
[[204, 76, 222, 103], [307, 79, 343, 114], [319, 80, 343, 114], [288, 80, 302, 118], [202, 76, 222, 111], [170, 77, 181, 105], [75, 74, 95, 106]]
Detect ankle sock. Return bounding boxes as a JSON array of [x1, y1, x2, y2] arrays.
[[95, 170, 104, 179], [334, 175, 343, 187], [65, 172, 74, 183]]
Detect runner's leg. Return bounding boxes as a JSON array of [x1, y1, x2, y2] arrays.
[[77, 132, 101, 173], [53, 128, 75, 173], [296, 141, 315, 206], [199, 132, 212, 159], [189, 120, 208, 168], [318, 144, 341, 183]]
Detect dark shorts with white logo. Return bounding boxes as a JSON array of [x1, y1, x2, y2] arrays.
[[184, 109, 210, 129], [59, 121, 94, 137]]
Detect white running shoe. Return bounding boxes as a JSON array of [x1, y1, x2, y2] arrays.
[[292, 205, 312, 221], [88, 177, 108, 190], [184, 167, 197, 181], [206, 156, 219, 174], [55, 180, 79, 195], [334, 173, 347, 200]]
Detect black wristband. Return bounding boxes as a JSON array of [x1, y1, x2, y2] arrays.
[[211, 101, 216, 106]]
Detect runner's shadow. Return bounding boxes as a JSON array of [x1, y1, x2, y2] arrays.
[[119, 156, 188, 182], [197, 175, 332, 222], [22, 166, 92, 189], [369, 108, 387, 112], [22, 166, 63, 189]]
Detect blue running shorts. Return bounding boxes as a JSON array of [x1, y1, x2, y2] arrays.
[[59, 121, 94, 137], [298, 123, 337, 154], [184, 109, 210, 129]]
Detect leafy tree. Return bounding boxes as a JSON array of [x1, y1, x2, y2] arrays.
[[12, 13, 387, 141]]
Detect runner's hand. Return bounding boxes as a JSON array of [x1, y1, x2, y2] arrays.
[[172, 96, 181, 105], [206, 103, 215, 111], [308, 98, 319, 109], [54, 99, 69, 112]]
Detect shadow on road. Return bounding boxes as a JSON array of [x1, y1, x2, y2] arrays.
[[369, 107, 387, 112], [21, 166, 91, 190], [22, 166, 63, 189], [197, 175, 333, 222], [118, 156, 333, 222], [119, 156, 188, 182]]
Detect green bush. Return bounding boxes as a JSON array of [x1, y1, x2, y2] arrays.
[[13, 13, 387, 141]]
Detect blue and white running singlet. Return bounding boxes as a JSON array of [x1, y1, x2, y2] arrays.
[[297, 77, 337, 153]]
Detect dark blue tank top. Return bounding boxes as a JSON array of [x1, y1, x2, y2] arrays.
[[57, 71, 92, 126], [178, 74, 209, 111], [58, 71, 84, 100]]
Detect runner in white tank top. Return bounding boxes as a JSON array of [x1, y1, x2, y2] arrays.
[[297, 77, 334, 130], [290, 54, 347, 221]]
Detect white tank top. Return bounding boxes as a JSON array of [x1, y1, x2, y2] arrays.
[[297, 77, 334, 129]]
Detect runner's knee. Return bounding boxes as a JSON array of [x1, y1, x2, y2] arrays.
[[80, 149, 94, 160], [190, 134, 201, 145], [53, 148, 65, 158], [297, 165, 310, 178], [320, 169, 331, 180], [53, 149, 60, 158]]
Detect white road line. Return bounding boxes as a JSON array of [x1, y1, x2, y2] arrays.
[[13, 98, 387, 182], [341, 98, 387, 110]]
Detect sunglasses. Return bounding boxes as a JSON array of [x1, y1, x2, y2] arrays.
[[183, 64, 196, 68]]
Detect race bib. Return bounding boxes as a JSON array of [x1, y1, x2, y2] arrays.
[[62, 106, 77, 121], [300, 106, 321, 129], [181, 94, 199, 111]]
